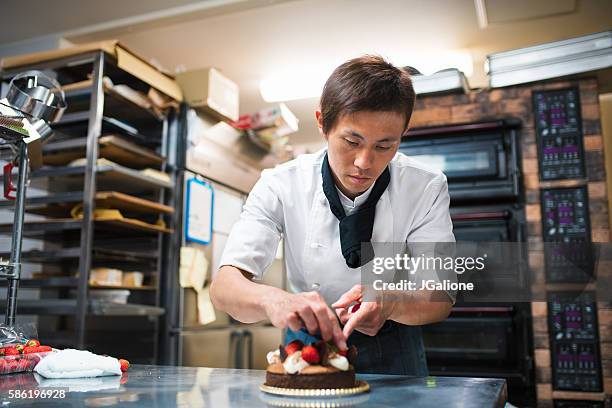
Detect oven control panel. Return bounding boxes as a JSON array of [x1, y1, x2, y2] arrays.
[[534, 88, 585, 180], [548, 292, 602, 392], [541, 186, 593, 282]]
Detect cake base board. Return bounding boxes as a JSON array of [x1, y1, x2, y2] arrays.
[[259, 380, 370, 397]]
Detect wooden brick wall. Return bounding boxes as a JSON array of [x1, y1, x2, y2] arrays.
[[412, 77, 611, 407]]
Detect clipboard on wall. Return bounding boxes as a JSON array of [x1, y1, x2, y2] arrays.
[[185, 177, 214, 245]]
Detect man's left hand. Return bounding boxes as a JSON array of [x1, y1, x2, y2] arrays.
[[332, 285, 393, 338]]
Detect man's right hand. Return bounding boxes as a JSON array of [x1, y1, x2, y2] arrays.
[[264, 290, 347, 350]]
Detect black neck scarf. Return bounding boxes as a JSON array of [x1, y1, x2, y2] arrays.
[[321, 153, 391, 268]]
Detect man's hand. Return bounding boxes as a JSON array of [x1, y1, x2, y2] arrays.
[[332, 285, 394, 338], [264, 290, 347, 350]]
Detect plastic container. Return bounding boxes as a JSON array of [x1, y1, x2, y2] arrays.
[[122, 272, 144, 287], [89, 289, 130, 304], [0, 351, 54, 375]]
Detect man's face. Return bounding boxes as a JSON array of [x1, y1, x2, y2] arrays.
[[317, 110, 406, 199]]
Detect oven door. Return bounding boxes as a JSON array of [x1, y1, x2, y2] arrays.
[[451, 210, 513, 241], [401, 140, 500, 181], [400, 121, 521, 202], [423, 308, 514, 365]]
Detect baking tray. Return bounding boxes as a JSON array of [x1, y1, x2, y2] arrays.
[[43, 134, 164, 168], [27, 191, 173, 218]]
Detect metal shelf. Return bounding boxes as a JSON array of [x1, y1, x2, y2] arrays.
[[89, 302, 164, 316], [31, 164, 173, 192], [0, 299, 78, 315], [43, 135, 165, 169], [64, 84, 164, 127], [53, 112, 158, 146], [0, 192, 173, 220], [0, 299, 164, 316], [0, 278, 155, 291], [0, 218, 82, 236], [93, 247, 159, 263], [0, 277, 78, 288], [0, 247, 82, 262], [0, 49, 182, 363], [0, 192, 84, 209], [0, 247, 158, 263], [0, 219, 171, 238]]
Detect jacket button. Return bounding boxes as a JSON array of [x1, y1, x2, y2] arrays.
[[320, 197, 327, 205]]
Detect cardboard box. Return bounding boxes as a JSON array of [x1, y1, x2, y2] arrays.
[[1, 40, 183, 102], [176, 67, 239, 122], [251, 103, 299, 141]]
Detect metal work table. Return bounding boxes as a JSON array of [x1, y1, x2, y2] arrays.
[[1, 365, 507, 407]]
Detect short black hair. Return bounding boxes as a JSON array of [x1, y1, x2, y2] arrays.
[[320, 55, 416, 134]]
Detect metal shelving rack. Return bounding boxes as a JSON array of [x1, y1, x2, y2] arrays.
[[0, 50, 182, 363]]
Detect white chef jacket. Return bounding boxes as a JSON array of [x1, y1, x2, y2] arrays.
[[220, 148, 455, 304]]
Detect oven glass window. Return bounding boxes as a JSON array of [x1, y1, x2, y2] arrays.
[[411, 151, 491, 173]]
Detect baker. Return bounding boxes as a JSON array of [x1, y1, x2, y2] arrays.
[[210, 55, 455, 376]]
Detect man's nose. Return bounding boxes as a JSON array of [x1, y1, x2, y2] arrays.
[[354, 148, 373, 170]]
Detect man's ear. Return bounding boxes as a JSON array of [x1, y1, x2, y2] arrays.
[[315, 110, 328, 141]]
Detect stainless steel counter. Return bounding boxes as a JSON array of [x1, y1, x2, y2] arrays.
[[0, 365, 507, 407]]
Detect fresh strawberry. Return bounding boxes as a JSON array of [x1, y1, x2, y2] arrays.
[[27, 355, 41, 364], [7, 360, 19, 372], [22, 346, 38, 354], [14, 344, 24, 354], [17, 359, 29, 371], [4, 348, 19, 356], [119, 359, 130, 372], [349, 302, 361, 313], [0, 348, 5, 356], [36, 346, 52, 353], [338, 349, 348, 357], [26, 339, 40, 347], [301, 345, 320, 364], [284, 340, 303, 356]]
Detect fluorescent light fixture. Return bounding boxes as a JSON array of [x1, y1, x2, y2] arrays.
[[486, 31, 612, 88], [259, 50, 473, 102], [411, 69, 470, 95]]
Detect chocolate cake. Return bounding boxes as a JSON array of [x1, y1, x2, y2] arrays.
[[264, 341, 357, 390]]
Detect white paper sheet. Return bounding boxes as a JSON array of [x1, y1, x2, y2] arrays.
[[213, 188, 244, 235]]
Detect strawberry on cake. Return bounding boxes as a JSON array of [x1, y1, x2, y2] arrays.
[[264, 340, 358, 390]]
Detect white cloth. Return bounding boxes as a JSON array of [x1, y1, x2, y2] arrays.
[[219, 148, 455, 304], [34, 374, 121, 392], [34, 349, 122, 379]]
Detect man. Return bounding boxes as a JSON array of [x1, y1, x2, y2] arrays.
[[210, 55, 454, 375]]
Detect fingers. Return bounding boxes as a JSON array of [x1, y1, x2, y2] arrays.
[[329, 311, 347, 350], [296, 305, 318, 335], [286, 312, 303, 332], [335, 308, 350, 325], [304, 292, 347, 349], [310, 301, 333, 341], [331, 284, 362, 309], [342, 308, 367, 339], [312, 306, 346, 350], [274, 292, 348, 350]]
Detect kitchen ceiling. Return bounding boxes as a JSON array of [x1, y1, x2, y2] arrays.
[[1, 0, 611, 148]]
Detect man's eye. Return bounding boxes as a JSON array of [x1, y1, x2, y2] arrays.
[[376, 145, 391, 151], [345, 139, 358, 146]]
